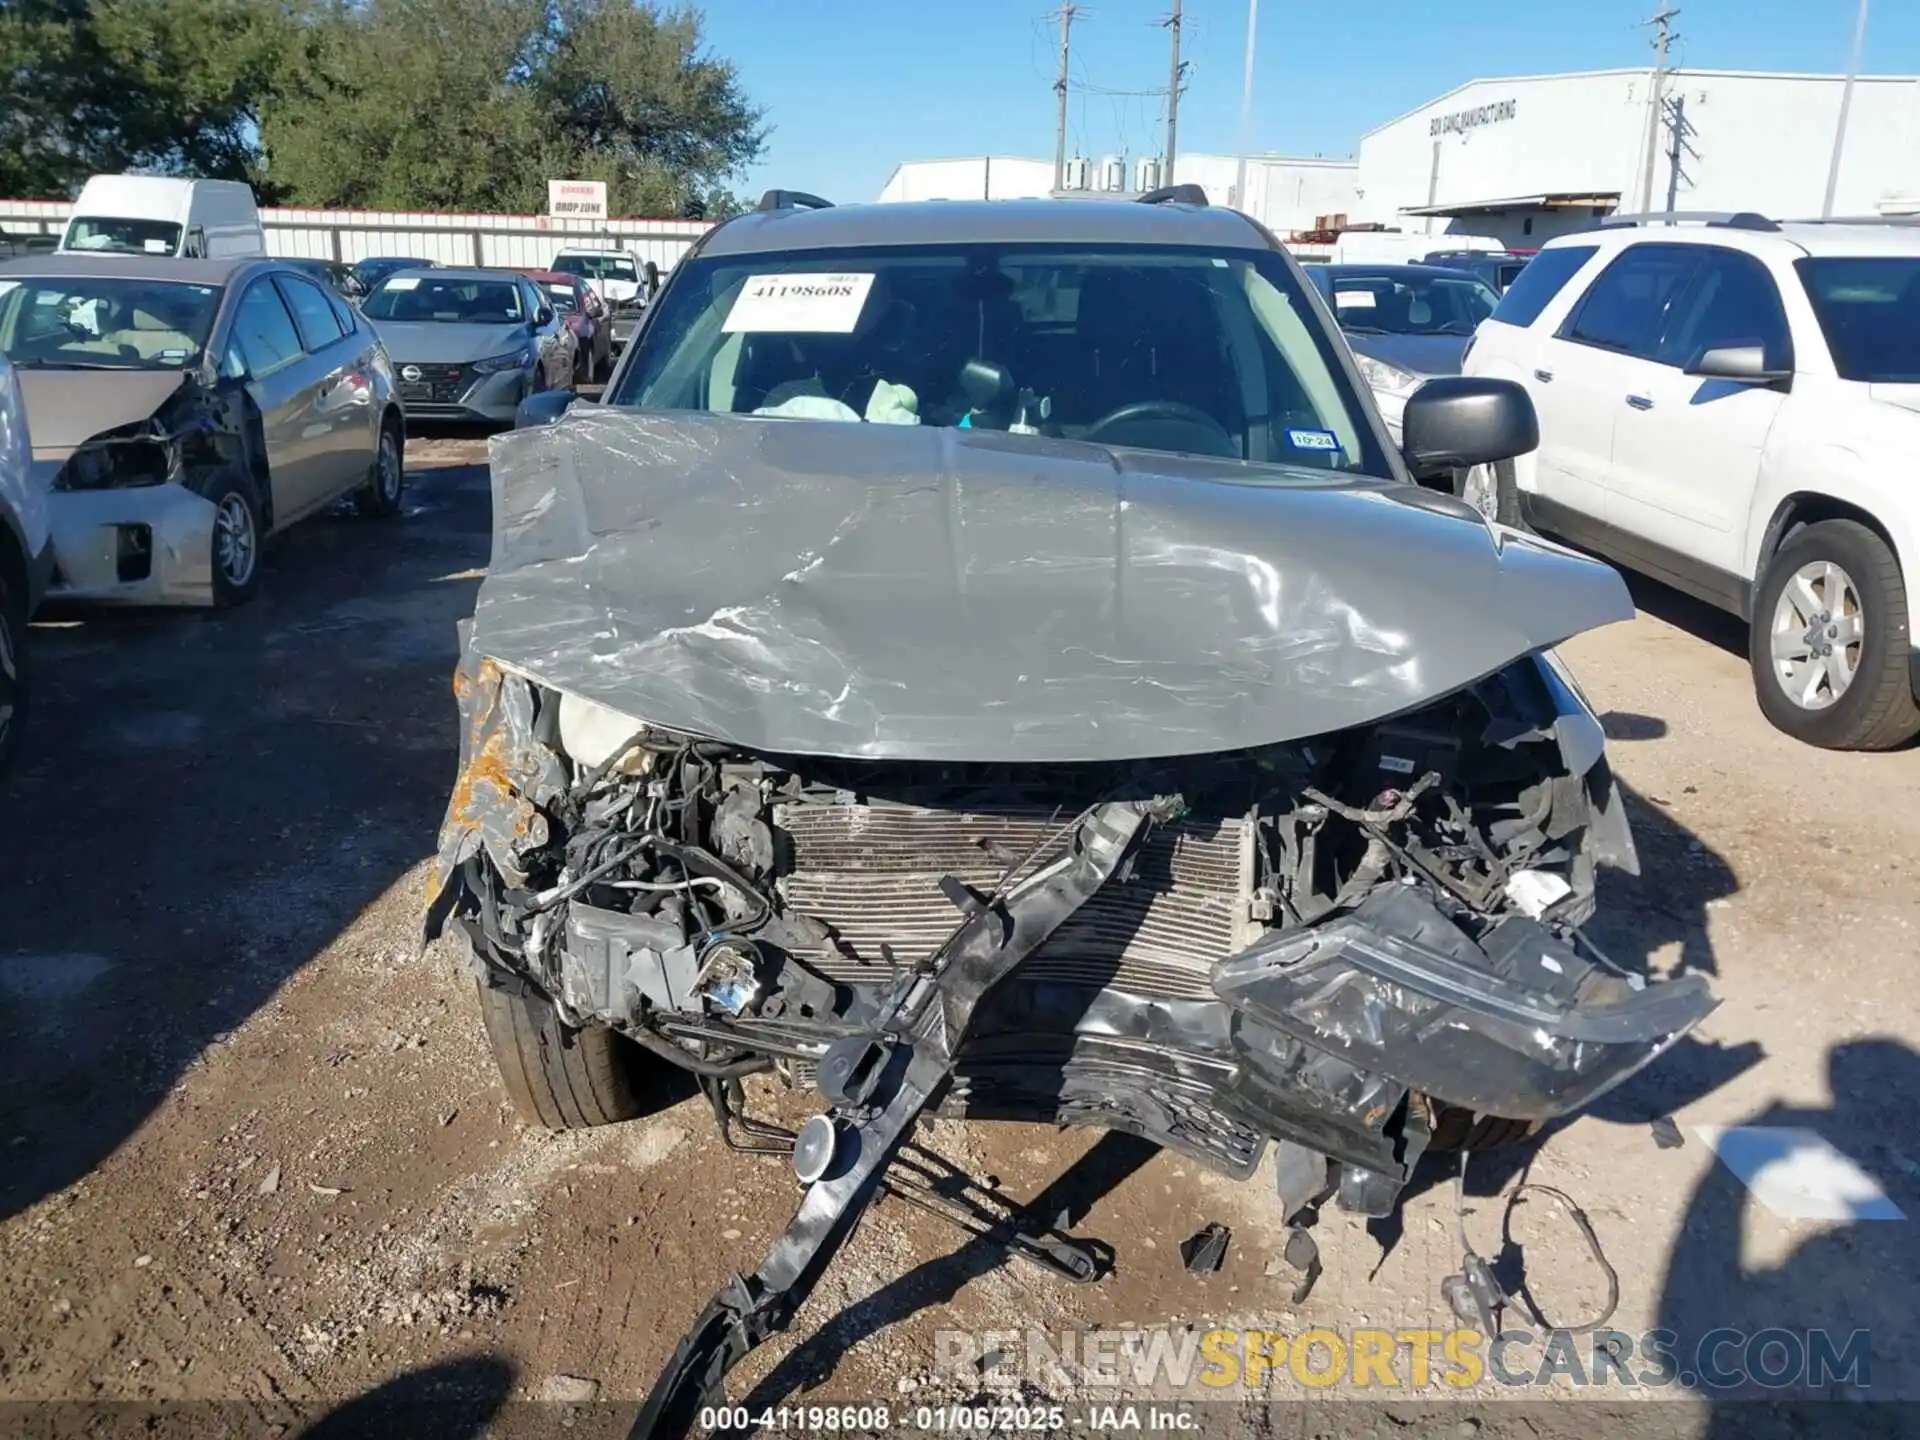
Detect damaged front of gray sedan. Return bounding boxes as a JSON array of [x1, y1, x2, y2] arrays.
[[422, 198, 1716, 1434]]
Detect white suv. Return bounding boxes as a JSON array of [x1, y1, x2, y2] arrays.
[[1463, 214, 1920, 751]]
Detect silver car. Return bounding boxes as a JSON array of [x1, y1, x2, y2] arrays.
[[0, 254, 405, 607], [362, 268, 575, 423]]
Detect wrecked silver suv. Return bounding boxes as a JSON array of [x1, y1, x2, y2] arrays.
[[426, 193, 1716, 1431]]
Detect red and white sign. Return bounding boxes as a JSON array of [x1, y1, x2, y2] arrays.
[[547, 180, 609, 220]]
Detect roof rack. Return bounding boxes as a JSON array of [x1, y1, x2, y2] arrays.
[[1594, 210, 1780, 232], [756, 190, 834, 213], [1137, 184, 1209, 208]]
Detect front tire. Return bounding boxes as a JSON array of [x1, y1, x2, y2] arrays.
[[1427, 1105, 1540, 1151], [354, 416, 404, 518], [1750, 519, 1920, 751], [209, 478, 264, 607], [476, 979, 661, 1130], [0, 558, 28, 778], [1452, 459, 1522, 527]]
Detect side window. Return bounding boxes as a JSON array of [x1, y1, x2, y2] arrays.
[[276, 275, 346, 352], [1658, 249, 1794, 372], [324, 288, 358, 336], [231, 282, 304, 377], [1490, 246, 1597, 328], [1561, 244, 1699, 359]]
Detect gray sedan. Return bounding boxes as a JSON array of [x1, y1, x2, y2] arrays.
[[0, 253, 405, 607], [1307, 262, 1505, 511], [362, 268, 575, 423]]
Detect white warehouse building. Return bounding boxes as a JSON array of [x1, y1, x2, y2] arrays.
[[1356, 68, 1920, 249], [876, 153, 1360, 237], [878, 68, 1920, 258]]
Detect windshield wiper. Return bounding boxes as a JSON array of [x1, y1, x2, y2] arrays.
[[1340, 324, 1391, 335]]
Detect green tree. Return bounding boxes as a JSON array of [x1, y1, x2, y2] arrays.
[[0, 0, 299, 198], [1, 0, 762, 215], [261, 0, 764, 216]]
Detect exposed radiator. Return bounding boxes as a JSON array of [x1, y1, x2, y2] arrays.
[[773, 803, 1252, 1001]]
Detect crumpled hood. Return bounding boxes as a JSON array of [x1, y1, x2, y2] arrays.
[[367, 320, 530, 366], [18, 368, 190, 459], [470, 410, 1634, 763]]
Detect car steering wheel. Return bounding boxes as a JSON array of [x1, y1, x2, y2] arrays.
[[1080, 400, 1238, 458]]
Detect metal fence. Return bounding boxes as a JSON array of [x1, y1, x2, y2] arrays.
[[0, 199, 710, 272]]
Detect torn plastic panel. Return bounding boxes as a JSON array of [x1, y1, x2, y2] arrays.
[[1213, 885, 1717, 1120], [469, 409, 1635, 763]]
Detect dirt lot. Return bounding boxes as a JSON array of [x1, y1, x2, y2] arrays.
[[2, 436, 1917, 1435]]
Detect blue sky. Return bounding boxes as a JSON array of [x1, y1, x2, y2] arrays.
[[698, 0, 1916, 204]]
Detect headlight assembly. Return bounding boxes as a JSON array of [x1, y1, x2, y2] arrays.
[[1355, 354, 1422, 397]]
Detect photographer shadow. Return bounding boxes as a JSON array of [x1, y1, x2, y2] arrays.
[[1651, 1037, 1920, 1426]]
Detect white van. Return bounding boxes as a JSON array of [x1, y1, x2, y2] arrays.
[[59, 176, 265, 260]]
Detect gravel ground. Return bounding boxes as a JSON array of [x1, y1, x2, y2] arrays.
[[2, 435, 1916, 1437]]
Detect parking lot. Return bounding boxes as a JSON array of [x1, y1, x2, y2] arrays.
[[1, 429, 1916, 1427]]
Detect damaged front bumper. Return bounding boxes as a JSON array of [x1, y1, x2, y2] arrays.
[[43, 481, 219, 606]]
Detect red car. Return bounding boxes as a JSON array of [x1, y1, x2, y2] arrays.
[[521, 270, 612, 384]]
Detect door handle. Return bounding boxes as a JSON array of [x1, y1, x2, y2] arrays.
[[1626, 394, 1654, 411], [1533, 368, 1554, 383]]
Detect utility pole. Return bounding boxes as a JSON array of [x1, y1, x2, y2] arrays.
[[1823, 0, 1870, 218], [1663, 93, 1697, 215], [1636, 4, 1679, 215], [1233, 0, 1259, 212], [1163, 0, 1184, 181], [1053, 2, 1078, 193]]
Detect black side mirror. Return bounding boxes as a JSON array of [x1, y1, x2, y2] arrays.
[[535, 306, 555, 328], [1685, 342, 1790, 384], [515, 389, 578, 429], [1400, 376, 1539, 473]]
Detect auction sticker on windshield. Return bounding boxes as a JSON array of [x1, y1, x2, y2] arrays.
[[724, 273, 875, 333], [1334, 290, 1376, 308]]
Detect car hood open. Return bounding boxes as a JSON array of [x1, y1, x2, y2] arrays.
[[470, 409, 1633, 763], [18, 368, 190, 460]]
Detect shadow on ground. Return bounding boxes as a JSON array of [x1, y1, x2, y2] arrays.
[[1621, 571, 1751, 662], [729, 1131, 1161, 1422], [0, 453, 491, 1222], [1654, 1037, 1920, 1422], [298, 1352, 517, 1439]]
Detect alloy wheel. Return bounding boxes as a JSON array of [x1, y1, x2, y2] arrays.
[[215, 493, 258, 590], [378, 429, 402, 502], [1459, 465, 1500, 521], [1768, 559, 1863, 711], [0, 598, 16, 749]]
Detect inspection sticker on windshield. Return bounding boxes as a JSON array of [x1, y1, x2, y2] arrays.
[[724, 273, 874, 334], [384, 276, 421, 291], [1287, 428, 1341, 452], [1334, 290, 1376, 308]]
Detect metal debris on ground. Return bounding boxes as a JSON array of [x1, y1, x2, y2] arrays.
[[1180, 1222, 1231, 1274]]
